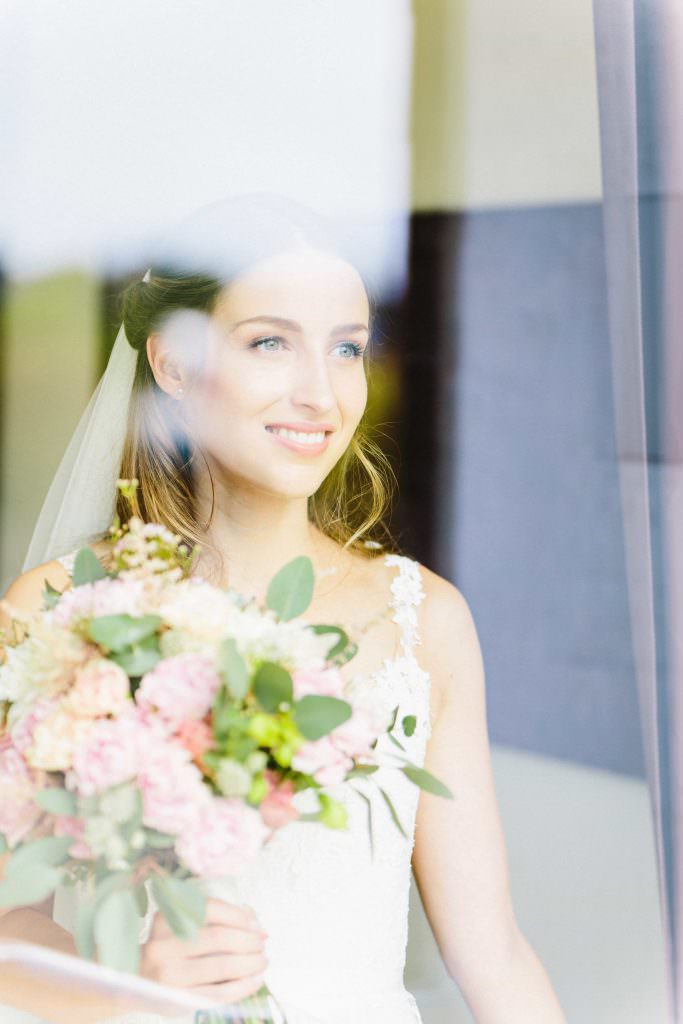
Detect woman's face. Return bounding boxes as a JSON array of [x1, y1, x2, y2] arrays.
[[181, 244, 370, 498]]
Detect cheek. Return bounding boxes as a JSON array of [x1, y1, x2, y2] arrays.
[[199, 353, 283, 411], [341, 370, 368, 427]]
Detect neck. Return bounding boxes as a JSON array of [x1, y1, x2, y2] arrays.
[[189, 460, 345, 601]]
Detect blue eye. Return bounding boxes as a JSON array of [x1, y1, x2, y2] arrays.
[[250, 336, 283, 352], [249, 336, 365, 359], [334, 341, 365, 359]]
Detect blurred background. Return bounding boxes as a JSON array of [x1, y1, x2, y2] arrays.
[[0, 0, 675, 1021]]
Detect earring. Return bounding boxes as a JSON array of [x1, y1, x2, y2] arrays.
[[176, 386, 185, 398]]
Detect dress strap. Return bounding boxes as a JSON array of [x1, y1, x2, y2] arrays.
[[55, 551, 77, 579], [383, 553, 426, 659]]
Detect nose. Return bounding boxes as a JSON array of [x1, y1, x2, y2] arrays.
[[289, 347, 337, 414]]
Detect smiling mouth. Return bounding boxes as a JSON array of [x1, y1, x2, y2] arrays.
[[265, 426, 331, 445]]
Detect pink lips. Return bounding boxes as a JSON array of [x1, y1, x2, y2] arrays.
[[266, 421, 335, 432], [265, 423, 333, 456]]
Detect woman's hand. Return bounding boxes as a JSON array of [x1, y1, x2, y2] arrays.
[[140, 898, 269, 1003]]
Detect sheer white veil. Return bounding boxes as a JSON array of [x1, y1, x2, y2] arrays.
[[21, 271, 149, 573]]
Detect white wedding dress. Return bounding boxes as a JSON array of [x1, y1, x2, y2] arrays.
[[50, 551, 434, 1024]]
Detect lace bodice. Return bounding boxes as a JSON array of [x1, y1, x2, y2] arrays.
[[49, 550, 433, 1024]]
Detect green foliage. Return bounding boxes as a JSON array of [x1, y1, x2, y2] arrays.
[[345, 763, 379, 779], [266, 556, 314, 620], [72, 548, 108, 587], [0, 864, 63, 907], [253, 662, 293, 712], [34, 788, 78, 816], [377, 786, 408, 839], [388, 733, 407, 753], [42, 579, 62, 610], [308, 624, 351, 661], [401, 764, 454, 799], [110, 636, 161, 677], [293, 694, 352, 741], [318, 793, 348, 829], [87, 614, 162, 651], [402, 715, 417, 737], [143, 828, 176, 850], [216, 637, 249, 701], [94, 888, 141, 973], [74, 898, 97, 961], [150, 875, 206, 943], [4, 836, 73, 876], [352, 786, 375, 861]]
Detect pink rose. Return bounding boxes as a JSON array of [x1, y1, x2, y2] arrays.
[[326, 706, 378, 760], [135, 653, 221, 732], [52, 577, 145, 629], [69, 711, 146, 795], [290, 735, 353, 786], [138, 739, 210, 835], [175, 719, 214, 761], [0, 735, 45, 847], [175, 797, 270, 877], [11, 698, 61, 754], [64, 658, 131, 718], [292, 667, 345, 700], [28, 707, 95, 772], [260, 770, 299, 830]]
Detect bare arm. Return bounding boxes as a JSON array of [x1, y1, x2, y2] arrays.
[[411, 569, 566, 1023]]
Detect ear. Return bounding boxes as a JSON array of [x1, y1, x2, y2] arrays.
[[146, 333, 184, 399]]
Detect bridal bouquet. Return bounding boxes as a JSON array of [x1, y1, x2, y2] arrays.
[[0, 487, 451, 1020]]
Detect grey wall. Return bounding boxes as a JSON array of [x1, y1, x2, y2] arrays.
[[444, 203, 643, 778]]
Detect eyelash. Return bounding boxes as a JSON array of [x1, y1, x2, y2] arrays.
[[249, 336, 365, 359]]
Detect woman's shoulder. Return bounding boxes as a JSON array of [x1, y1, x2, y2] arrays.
[[1, 540, 114, 630], [0, 558, 71, 634]]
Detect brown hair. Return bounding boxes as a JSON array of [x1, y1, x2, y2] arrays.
[[115, 193, 398, 569]]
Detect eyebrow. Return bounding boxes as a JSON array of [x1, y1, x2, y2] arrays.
[[230, 315, 370, 335]]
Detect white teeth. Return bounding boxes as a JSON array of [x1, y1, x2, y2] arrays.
[[268, 427, 326, 444]]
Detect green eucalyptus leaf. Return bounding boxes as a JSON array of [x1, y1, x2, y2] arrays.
[[265, 556, 314, 621], [0, 834, 7, 855], [144, 829, 176, 849], [402, 715, 417, 737], [72, 548, 108, 587], [99, 784, 141, 825], [0, 864, 62, 908], [329, 641, 358, 667], [388, 732, 407, 753], [345, 763, 380, 779], [74, 897, 97, 961], [134, 883, 149, 917], [94, 888, 141, 972], [352, 786, 375, 862], [253, 662, 293, 713], [308, 625, 350, 660], [377, 786, 408, 840], [94, 871, 131, 906], [110, 635, 161, 676], [42, 579, 62, 610], [293, 694, 352, 740], [5, 836, 74, 876], [34, 788, 78, 816], [150, 875, 206, 942], [216, 638, 249, 701], [387, 705, 399, 733], [87, 614, 162, 652], [401, 764, 454, 799]]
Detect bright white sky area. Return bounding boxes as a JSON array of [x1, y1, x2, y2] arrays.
[[0, 0, 412, 295]]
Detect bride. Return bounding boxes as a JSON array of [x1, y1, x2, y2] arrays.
[[0, 194, 566, 1023]]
